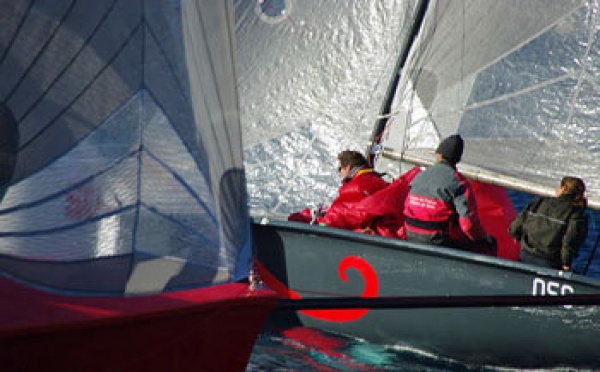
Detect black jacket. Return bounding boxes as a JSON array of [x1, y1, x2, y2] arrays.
[[508, 195, 588, 268]]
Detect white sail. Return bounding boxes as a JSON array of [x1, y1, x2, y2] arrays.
[[235, 0, 421, 216], [378, 0, 600, 209]]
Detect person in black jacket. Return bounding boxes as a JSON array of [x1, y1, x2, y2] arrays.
[[509, 177, 588, 271]]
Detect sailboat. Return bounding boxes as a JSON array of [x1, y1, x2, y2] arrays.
[[0, 1, 278, 371], [237, 0, 600, 368]]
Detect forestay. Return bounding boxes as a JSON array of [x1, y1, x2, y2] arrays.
[[0, 0, 251, 294], [377, 0, 600, 209]]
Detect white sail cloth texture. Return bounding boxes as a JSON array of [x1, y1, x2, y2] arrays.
[[0, 0, 251, 294], [381, 0, 600, 209], [237, 0, 600, 214], [235, 0, 422, 216]]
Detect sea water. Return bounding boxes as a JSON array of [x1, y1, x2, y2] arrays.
[[247, 325, 491, 371], [247, 191, 600, 371]]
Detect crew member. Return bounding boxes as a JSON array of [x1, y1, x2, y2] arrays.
[[403, 134, 496, 254]]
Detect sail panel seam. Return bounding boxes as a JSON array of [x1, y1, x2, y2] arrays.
[[0, 149, 138, 216], [0, 205, 134, 237], [0, 1, 35, 71], [144, 148, 217, 224], [5, 0, 77, 106], [18, 19, 143, 151]]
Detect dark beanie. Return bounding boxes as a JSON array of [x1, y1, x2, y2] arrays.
[[436, 134, 464, 164]]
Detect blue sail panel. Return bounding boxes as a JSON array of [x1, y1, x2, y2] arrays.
[[0, 0, 252, 295]]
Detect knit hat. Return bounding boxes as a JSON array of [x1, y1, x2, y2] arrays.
[[436, 134, 464, 164]]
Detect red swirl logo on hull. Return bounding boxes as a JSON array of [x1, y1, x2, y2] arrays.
[[256, 255, 379, 322]]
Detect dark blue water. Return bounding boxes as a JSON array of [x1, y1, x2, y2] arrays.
[[248, 190, 600, 371]]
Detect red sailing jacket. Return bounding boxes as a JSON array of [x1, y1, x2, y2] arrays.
[[320, 167, 421, 238], [330, 168, 389, 207], [288, 166, 518, 260], [287, 168, 388, 225], [403, 161, 488, 247]]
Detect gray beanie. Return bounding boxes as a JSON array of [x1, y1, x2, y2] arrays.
[[436, 134, 464, 164]]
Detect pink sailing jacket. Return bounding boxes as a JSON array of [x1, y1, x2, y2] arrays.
[[403, 161, 488, 248]]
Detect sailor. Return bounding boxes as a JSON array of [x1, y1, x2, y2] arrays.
[[333, 150, 388, 205], [509, 177, 588, 271], [403, 134, 496, 254], [314, 150, 389, 227], [287, 150, 388, 225], [316, 150, 390, 224]]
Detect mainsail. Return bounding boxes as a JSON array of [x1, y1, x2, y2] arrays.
[[0, 0, 252, 294], [235, 0, 422, 216], [237, 0, 599, 213], [376, 0, 600, 209]]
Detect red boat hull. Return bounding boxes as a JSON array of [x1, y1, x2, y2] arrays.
[[0, 278, 278, 371]]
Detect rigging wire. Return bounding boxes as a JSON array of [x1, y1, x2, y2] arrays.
[[368, 0, 430, 167]]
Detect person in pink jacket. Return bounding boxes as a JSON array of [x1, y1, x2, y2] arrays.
[[403, 135, 496, 254]]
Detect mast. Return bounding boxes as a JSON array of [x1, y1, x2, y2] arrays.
[[368, 0, 430, 165], [369, 1, 600, 211]]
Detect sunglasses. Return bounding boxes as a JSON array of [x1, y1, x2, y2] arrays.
[[337, 166, 342, 173]]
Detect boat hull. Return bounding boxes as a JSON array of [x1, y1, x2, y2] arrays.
[[0, 278, 278, 372], [253, 219, 600, 368]]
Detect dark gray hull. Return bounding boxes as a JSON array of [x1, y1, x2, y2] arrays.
[[253, 219, 600, 368]]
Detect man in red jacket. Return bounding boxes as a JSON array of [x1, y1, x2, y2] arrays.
[[332, 150, 388, 206], [287, 150, 388, 225]]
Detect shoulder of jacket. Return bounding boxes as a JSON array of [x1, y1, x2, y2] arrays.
[[528, 195, 545, 207], [571, 205, 588, 217]]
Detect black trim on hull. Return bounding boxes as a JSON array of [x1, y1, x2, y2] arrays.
[[277, 293, 600, 310]]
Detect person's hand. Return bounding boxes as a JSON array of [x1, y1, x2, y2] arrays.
[[310, 204, 326, 224]]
